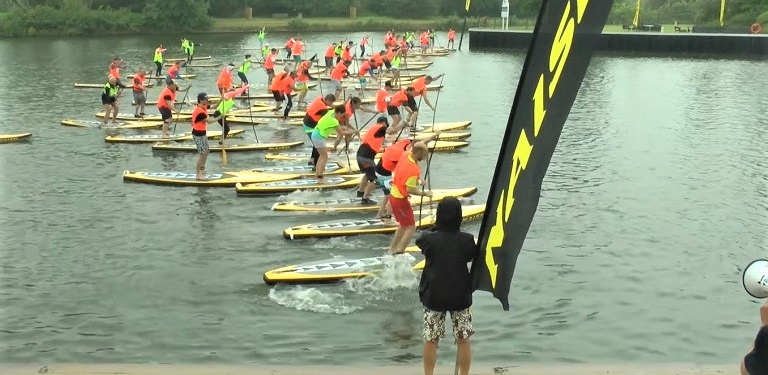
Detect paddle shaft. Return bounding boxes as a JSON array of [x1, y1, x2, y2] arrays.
[[172, 86, 192, 135], [336, 112, 378, 156]]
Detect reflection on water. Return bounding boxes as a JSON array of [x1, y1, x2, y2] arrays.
[[0, 33, 767, 366]]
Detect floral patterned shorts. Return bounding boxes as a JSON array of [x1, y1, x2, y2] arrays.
[[422, 308, 474, 343]]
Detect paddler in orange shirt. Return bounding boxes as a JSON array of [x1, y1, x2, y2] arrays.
[[410, 74, 444, 112]]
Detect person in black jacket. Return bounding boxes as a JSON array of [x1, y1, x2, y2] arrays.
[[741, 299, 768, 375], [415, 197, 477, 375]]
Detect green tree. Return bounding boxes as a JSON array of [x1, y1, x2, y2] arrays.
[[143, 0, 211, 31]]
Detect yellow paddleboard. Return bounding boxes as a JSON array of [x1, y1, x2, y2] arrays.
[[208, 92, 296, 102], [271, 187, 478, 212], [247, 161, 358, 176], [236, 174, 363, 196], [131, 74, 197, 79], [105, 129, 243, 143], [282, 204, 486, 240], [122, 170, 302, 187], [95, 112, 193, 122], [61, 119, 163, 129], [345, 83, 442, 92], [0, 133, 32, 143], [152, 141, 304, 152], [263, 246, 424, 285], [165, 56, 212, 62], [326, 139, 469, 152], [74, 82, 154, 89], [163, 62, 221, 68]]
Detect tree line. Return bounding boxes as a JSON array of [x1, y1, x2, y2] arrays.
[[1, 0, 767, 36]]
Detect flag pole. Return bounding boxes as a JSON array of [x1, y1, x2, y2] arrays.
[[457, 0, 472, 51]]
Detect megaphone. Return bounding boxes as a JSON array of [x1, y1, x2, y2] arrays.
[[743, 259, 768, 298]]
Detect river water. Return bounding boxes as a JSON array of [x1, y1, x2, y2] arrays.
[[0, 31, 766, 366]]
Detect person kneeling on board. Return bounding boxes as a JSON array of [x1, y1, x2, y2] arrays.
[[741, 299, 768, 375], [355, 116, 399, 205], [191, 93, 223, 181], [416, 196, 477, 375], [388, 141, 433, 255], [311, 105, 357, 183]]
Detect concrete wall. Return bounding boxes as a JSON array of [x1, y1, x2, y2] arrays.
[[468, 28, 768, 56]]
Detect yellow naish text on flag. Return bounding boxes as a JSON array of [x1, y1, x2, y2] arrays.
[[484, 0, 589, 288]]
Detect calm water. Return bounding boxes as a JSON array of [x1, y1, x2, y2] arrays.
[[0, 31, 766, 366]]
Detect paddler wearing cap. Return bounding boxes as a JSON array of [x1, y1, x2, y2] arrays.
[[191, 92, 223, 181], [355, 116, 399, 205]]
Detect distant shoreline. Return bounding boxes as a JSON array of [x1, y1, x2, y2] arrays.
[[0, 362, 737, 375]]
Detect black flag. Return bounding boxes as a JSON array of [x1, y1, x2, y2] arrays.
[[471, 0, 614, 311]]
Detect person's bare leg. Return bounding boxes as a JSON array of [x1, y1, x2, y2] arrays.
[[423, 340, 438, 375], [457, 338, 471, 375]]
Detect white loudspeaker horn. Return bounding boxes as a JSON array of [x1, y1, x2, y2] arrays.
[[743, 259, 768, 298]]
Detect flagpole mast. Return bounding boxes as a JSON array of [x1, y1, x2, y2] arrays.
[[458, 0, 471, 51]]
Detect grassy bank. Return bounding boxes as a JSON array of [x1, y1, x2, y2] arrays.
[[209, 16, 462, 33]]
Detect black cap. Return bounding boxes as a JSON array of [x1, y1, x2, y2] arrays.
[[377, 116, 389, 125], [197, 92, 209, 102]]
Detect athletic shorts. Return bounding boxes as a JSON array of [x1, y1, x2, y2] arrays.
[[158, 107, 172, 121], [356, 155, 377, 182], [310, 132, 327, 149], [423, 308, 474, 343], [164, 76, 174, 85], [405, 96, 418, 111], [377, 174, 393, 195], [370, 69, 378, 77], [265, 68, 275, 74], [193, 134, 209, 154], [272, 90, 284, 102], [331, 80, 342, 92], [387, 105, 400, 116], [375, 160, 392, 177], [101, 95, 116, 105], [132, 91, 146, 104], [302, 124, 316, 134], [359, 77, 367, 87], [293, 55, 302, 63], [325, 57, 334, 68], [389, 196, 415, 226]]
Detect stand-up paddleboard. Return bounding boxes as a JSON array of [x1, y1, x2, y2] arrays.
[[208, 92, 296, 102], [130, 74, 197, 80], [105, 129, 243, 143], [95, 112, 193, 122], [0, 133, 32, 143], [248, 161, 359, 176], [223, 116, 305, 125], [263, 246, 424, 285], [271, 187, 478, 213], [227, 106, 292, 116], [163, 62, 221, 68], [152, 140, 304, 152], [417, 121, 472, 132], [61, 119, 163, 129], [236, 174, 363, 196], [327, 139, 469, 152], [344, 83, 442, 92], [226, 111, 306, 119], [282, 204, 486, 240], [74, 82, 154, 89], [331, 97, 376, 106], [165, 56, 213, 62], [328, 130, 471, 142], [123, 170, 303, 187]]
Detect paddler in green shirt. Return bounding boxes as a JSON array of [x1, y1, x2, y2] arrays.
[[258, 27, 267, 48], [310, 105, 358, 182], [261, 43, 270, 59], [186, 40, 196, 64], [213, 84, 249, 146], [181, 38, 189, 57]]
